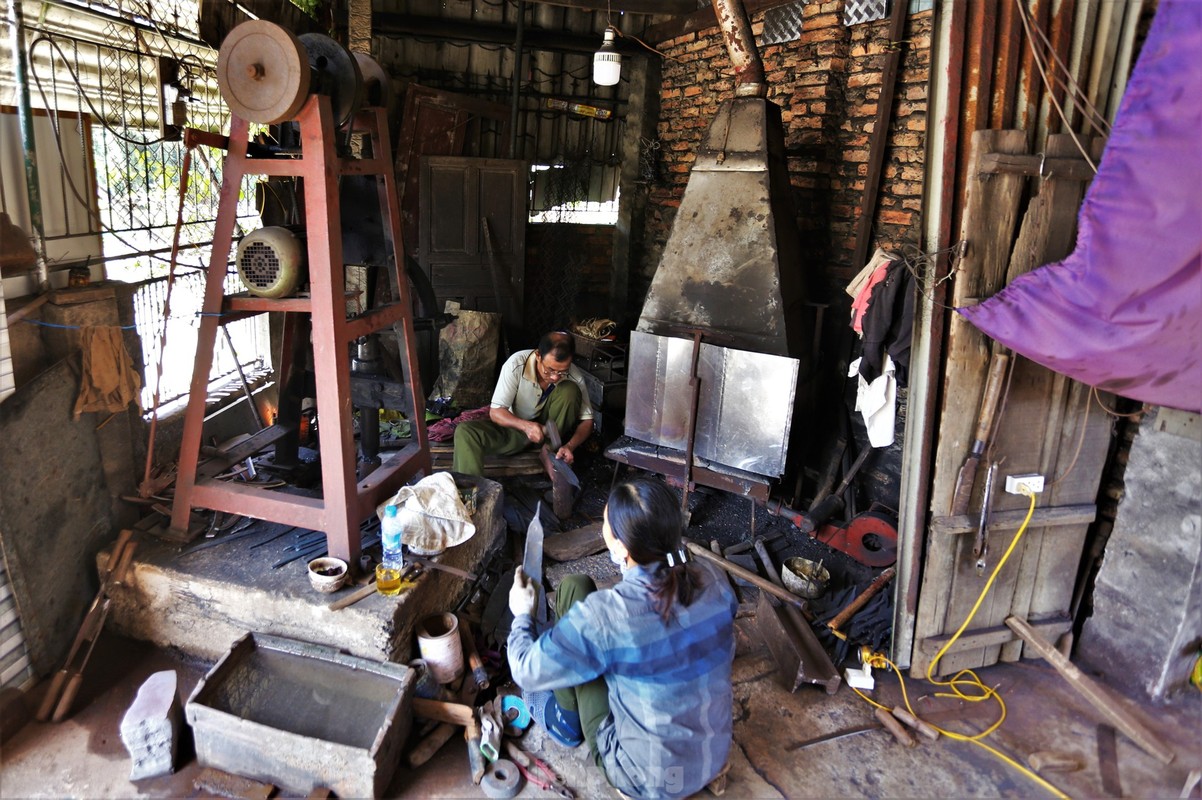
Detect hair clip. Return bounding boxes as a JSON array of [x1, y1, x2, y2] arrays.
[[665, 548, 689, 568]]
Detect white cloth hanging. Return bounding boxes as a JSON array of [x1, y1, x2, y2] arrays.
[[849, 354, 897, 448]]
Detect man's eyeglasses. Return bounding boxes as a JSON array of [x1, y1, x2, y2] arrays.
[[540, 361, 571, 378]]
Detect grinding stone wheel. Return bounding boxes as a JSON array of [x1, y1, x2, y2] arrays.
[[354, 52, 396, 118], [299, 33, 363, 129], [481, 758, 522, 799], [216, 20, 311, 124]]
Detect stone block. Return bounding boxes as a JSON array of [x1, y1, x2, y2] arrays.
[[120, 670, 181, 780]]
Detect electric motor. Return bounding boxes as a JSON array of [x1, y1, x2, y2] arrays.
[[236, 226, 305, 298]]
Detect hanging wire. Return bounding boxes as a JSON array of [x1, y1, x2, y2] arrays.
[[1090, 385, 1147, 419], [1014, 0, 1113, 137], [1012, 0, 1099, 172]]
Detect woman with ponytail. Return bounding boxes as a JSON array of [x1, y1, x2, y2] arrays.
[[508, 477, 737, 799]]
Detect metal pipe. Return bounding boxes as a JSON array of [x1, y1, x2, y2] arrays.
[[709, 0, 765, 97], [8, 0, 51, 289], [508, 0, 526, 158]]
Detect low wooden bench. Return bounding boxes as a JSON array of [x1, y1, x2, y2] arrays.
[[428, 441, 545, 478]]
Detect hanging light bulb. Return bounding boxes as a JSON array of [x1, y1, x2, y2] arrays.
[[593, 26, 621, 86]]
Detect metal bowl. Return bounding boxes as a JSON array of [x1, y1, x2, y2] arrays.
[[782, 557, 829, 599]]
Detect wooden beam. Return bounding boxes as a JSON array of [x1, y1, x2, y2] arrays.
[[374, 13, 645, 56], [527, 0, 698, 15], [1005, 616, 1176, 766], [978, 152, 1096, 181], [919, 617, 1071, 655], [931, 503, 1096, 535]]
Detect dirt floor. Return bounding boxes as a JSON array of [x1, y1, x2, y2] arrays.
[[3, 456, 1200, 799]]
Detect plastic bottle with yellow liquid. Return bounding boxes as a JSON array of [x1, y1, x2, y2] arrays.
[[377, 504, 404, 595]]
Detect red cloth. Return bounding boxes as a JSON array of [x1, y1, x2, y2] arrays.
[[850, 263, 890, 334], [427, 405, 491, 442]]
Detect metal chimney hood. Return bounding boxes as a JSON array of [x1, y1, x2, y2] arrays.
[[636, 97, 807, 359], [622, 0, 809, 483]]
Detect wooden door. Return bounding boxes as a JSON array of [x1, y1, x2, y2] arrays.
[[911, 131, 1112, 677], [417, 156, 527, 329], [393, 86, 509, 260]]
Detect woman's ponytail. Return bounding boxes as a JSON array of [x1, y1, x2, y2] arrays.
[[607, 479, 701, 622]]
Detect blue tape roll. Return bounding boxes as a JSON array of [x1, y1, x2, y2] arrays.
[[501, 695, 532, 730]]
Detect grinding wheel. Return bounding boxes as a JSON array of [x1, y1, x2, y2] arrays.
[[299, 33, 363, 128], [481, 758, 522, 799], [216, 20, 311, 124], [354, 52, 396, 118]]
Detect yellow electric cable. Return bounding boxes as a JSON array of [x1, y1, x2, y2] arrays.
[[849, 488, 1071, 800]]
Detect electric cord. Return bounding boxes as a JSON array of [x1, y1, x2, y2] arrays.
[[849, 488, 1070, 799]]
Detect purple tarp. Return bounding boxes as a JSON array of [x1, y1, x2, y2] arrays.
[[959, 0, 1202, 413]]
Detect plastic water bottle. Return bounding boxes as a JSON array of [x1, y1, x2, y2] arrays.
[[377, 504, 404, 596]]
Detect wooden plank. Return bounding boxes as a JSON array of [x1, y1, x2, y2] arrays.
[[193, 766, 275, 800], [428, 442, 543, 477], [412, 697, 475, 727], [545, 522, 605, 562], [977, 152, 1095, 180], [1005, 616, 1176, 765], [919, 616, 1072, 655], [932, 504, 1096, 535], [911, 130, 1029, 678]]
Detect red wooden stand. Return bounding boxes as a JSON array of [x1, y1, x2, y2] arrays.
[[170, 94, 430, 564]]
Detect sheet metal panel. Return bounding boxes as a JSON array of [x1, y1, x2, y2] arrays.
[[625, 331, 797, 477]]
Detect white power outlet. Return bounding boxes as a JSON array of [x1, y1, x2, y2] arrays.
[[1005, 473, 1045, 495]]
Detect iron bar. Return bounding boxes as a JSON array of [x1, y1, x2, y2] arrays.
[[508, 0, 525, 159], [8, 0, 51, 289]]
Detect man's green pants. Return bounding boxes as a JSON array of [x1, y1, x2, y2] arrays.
[[452, 381, 583, 475]]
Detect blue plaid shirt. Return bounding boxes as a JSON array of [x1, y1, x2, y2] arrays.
[[508, 562, 737, 799]]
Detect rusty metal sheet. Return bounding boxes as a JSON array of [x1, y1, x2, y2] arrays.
[[625, 331, 797, 478], [754, 590, 840, 694], [636, 98, 806, 358]]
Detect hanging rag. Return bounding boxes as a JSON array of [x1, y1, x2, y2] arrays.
[[858, 258, 915, 385], [73, 326, 142, 420], [849, 354, 897, 448], [377, 471, 476, 555], [846, 248, 899, 334]]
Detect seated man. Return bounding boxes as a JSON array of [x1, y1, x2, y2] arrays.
[[453, 331, 594, 476]]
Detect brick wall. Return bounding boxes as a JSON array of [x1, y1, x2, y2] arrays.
[[645, 7, 932, 304]]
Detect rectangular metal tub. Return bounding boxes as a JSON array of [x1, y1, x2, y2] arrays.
[[185, 633, 415, 798]]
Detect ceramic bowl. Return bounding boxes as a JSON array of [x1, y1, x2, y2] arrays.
[[307, 557, 349, 593]]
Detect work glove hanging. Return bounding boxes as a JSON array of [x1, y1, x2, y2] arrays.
[[509, 566, 538, 618]]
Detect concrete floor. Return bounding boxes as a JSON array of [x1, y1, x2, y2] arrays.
[[3, 604, 1199, 799], [4, 471, 1200, 798]]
